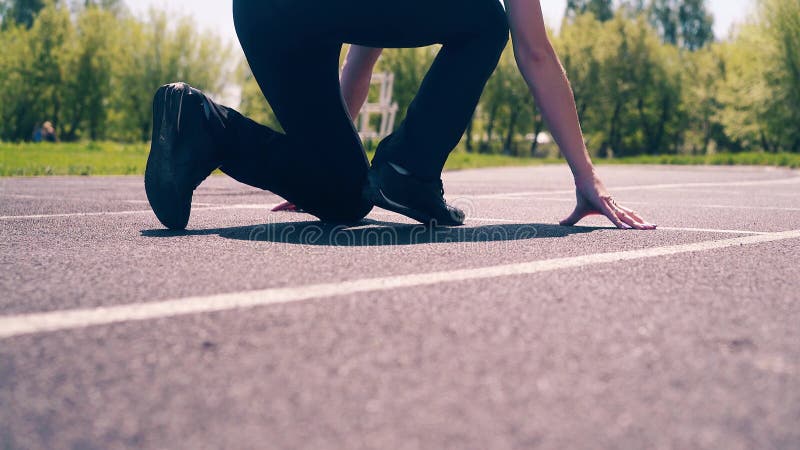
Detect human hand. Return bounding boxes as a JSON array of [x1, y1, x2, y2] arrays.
[[560, 176, 656, 230]]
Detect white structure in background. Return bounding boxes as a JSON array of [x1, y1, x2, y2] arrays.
[[356, 72, 399, 140], [525, 132, 553, 144]]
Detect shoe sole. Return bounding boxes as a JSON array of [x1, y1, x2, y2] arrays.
[[364, 173, 462, 227], [145, 83, 192, 230]]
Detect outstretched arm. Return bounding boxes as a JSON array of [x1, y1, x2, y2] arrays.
[[340, 46, 384, 119], [505, 0, 655, 229]]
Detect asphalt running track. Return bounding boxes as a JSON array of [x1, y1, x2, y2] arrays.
[[1, 165, 799, 449]]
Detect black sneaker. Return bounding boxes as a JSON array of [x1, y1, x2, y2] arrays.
[[364, 163, 466, 226], [145, 83, 221, 230]]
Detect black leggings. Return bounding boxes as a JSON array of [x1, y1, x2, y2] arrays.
[[212, 0, 508, 222]]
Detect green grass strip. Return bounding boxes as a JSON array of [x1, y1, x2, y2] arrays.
[[1, 142, 798, 177]]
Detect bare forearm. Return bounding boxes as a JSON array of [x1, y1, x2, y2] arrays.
[[340, 61, 371, 119], [503, 0, 653, 229], [340, 46, 383, 119], [516, 47, 595, 180]]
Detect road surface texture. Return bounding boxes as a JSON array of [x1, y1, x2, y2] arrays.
[[1, 165, 799, 450]]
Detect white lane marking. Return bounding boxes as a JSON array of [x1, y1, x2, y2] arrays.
[[1, 205, 773, 236], [656, 227, 768, 235], [466, 218, 765, 235], [467, 176, 800, 199], [0, 191, 248, 203], [687, 204, 800, 212], [2, 174, 798, 220], [0, 194, 156, 204], [469, 219, 766, 235], [0, 193, 55, 200], [661, 189, 747, 195], [2, 229, 799, 340], [499, 197, 573, 202], [0, 204, 273, 221], [2, 186, 798, 220], [496, 197, 800, 212], [621, 202, 800, 212], [0, 209, 156, 220], [468, 217, 517, 223], [369, 212, 769, 235], [125, 199, 218, 207], [2, 194, 234, 208]]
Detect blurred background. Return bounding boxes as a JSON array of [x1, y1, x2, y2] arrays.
[[0, 0, 798, 175]]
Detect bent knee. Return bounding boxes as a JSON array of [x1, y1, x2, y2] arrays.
[[302, 186, 373, 224], [315, 199, 372, 224]]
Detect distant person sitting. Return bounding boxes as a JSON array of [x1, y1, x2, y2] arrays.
[[41, 121, 58, 143], [31, 123, 43, 143]]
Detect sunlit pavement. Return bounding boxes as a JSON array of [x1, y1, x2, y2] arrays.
[[2, 165, 799, 449]]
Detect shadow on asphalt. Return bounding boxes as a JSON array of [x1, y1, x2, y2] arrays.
[[141, 219, 602, 247]]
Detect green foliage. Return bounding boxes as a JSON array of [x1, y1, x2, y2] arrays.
[[375, 46, 438, 125], [530, 0, 796, 157], [555, 13, 686, 156], [716, 0, 800, 153], [679, 44, 728, 153], [595, 151, 800, 168], [648, 0, 713, 49], [0, 2, 231, 142], [479, 43, 538, 156], [61, 6, 116, 141], [105, 9, 231, 142], [2, 0, 799, 162], [237, 45, 368, 133], [759, 0, 800, 151], [676, 0, 714, 50], [0, 0, 46, 29], [0, 4, 71, 142], [237, 62, 281, 132], [566, 0, 614, 22]]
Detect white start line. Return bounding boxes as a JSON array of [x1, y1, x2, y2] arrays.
[[1, 229, 799, 340], [0, 204, 269, 220], [467, 175, 800, 199], [1, 175, 799, 221], [0, 206, 770, 236]]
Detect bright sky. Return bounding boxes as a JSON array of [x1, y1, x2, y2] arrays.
[[129, 0, 755, 51]]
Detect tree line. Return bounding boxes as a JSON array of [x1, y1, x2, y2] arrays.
[[2, 0, 799, 156], [236, 0, 800, 157], [0, 0, 230, 142]]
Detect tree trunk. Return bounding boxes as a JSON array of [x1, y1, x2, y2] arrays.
[[65, 102, 83, 142], [483, 104, 499, 154], [504, 110, 519, 156], [52, 89, 62, 141], [760, 130, 774, 153], [529, 115, 544, 156], [701, 113, 712, 155], [637, 96, 655, 154], [578, 101, 588, 119], [465, 114, 474, 153], [607, 101, 623, 157], [652, 95, 671, 154]]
